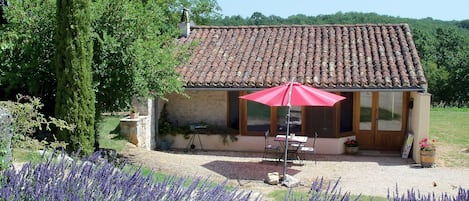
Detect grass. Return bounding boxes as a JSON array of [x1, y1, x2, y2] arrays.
[[429, 107, 469, 167], [97, 115, 128, 152], [267, 189, 388, 201], [11, 148, 42, 164]]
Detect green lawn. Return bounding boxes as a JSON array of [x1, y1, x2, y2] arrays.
[[97, 115, 128, 152], [429, 107, 469, 167]]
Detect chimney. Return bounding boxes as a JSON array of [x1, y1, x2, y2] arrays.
[[179, 8, 191, 37]]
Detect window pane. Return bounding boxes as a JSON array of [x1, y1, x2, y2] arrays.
[[340, 92, 353, 132], [247, 101, 270, 132], [377, 92, 402, 131], [277, 106, 301, 133], [304, 106, 335, 138], [360, 92, 372, 130]]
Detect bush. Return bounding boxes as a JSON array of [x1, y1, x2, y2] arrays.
[[0, 94, 73, 150], [387, 185, 469, 201], [0, 150, 261, 201], [0, 108, 13, 170]]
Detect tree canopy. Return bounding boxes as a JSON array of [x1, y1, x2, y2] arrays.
[[0, 0, 221, 115]]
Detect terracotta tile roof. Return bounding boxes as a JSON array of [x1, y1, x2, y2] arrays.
[[176, 24, 427, 90]]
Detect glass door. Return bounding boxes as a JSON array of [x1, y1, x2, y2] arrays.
[[357, 92, 407, 150]]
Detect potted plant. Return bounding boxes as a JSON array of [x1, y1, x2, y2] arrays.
[[419, 138, 436, 168], [344, 138, 359, 154], [129, 106, 139, 119]]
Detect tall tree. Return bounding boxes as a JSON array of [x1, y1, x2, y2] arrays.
[[55, 0, 95, 154]]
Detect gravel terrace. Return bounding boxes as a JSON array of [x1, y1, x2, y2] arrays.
[[120, 143, 469, 200]]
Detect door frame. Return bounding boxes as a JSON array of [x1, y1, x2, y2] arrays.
[[354, 91, 409, 150]]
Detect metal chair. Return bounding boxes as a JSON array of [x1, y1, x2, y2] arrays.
[[263, 130, 280, 162], [299, 132, 318, 164]]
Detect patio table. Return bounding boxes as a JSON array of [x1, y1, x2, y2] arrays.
[[274, 135, 308, 163]]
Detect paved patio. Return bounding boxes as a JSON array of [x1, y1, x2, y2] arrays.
[[121, 145, 469, 198]]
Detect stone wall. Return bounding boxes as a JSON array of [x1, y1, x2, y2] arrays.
[[165, 91, 227, 126], [120, 116, 153, 150]]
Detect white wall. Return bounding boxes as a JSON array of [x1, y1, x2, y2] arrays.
[[166, 134, 351, 154], [409, 92, 431, 163]]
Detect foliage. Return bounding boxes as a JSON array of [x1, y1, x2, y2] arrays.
[[0, 150, 261, 201], [158, 104, 190, 137], [0, 0, 58, 115], [306, 177, 358, 201], [54, 0, 96, 155], [177, 0, 222, 25], [0, 107, 13, 170], [1, 0, 221, 117], [0, 94, 73, 169], [344, 138, 359, 147], [419, 138, 436, 151], [387, 185, 469, 201], [0, 95, 73, 147], [90, 0, 188, 113]]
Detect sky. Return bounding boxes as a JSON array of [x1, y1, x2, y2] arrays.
[[216, 0, 469, 21]]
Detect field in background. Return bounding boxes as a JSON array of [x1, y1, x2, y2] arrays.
[[429, 107, 469, 167]]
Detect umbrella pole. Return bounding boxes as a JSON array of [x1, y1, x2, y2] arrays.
[[282, 80, 294, 182]]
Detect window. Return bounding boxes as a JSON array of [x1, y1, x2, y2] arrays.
[[340, 92, 353, 132], [377, 92, 403, 131], [359, 92, 373, 130], [277, 106, 301, 134], [304, 106, 336, 138], [247, 101, 270, 132]]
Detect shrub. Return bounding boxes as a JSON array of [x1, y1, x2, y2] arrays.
[[0, 94, 74, 150], [387, 185, 469, 201], [0, 108, 13, 170], [0, 150, 261, 201]]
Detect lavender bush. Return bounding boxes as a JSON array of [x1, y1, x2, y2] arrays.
[[387, 184, 469, 201], [283, 177, 468, 201], [283, 177, 359, 201], [2, 150, 467, 201], [0, 151, 261, 201]]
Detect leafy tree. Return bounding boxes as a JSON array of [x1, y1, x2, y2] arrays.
[[90, 0, 191, 113], [1, 0, 221, 114], [0, 0, 6, 24], [178, 0, 221, 25], [0, 0, 57, 115], [457, 19, 469, 29], [250, 12, 267, 25], [55, 0, 96, 154]]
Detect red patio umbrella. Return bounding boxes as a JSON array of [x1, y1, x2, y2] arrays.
[[239, 82, 345, 107], [239, 81, 346, 182]]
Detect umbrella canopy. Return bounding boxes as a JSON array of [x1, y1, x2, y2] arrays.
[[239, 81, 346, 183], [239, 82, 346, 107]]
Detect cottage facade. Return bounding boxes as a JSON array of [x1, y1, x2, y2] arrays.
[[148, 23, 430, 160]]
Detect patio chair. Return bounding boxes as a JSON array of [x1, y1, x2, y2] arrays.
[[299, 132, 318, 164], [263, 130, 280, 163]]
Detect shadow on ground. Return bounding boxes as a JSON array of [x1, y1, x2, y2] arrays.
[[202, 160, 301, 180]]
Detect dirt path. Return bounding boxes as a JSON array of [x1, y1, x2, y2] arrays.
[[120, 144, 469, 200]]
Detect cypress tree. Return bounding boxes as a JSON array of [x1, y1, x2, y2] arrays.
[[54, 0, 95, 155]]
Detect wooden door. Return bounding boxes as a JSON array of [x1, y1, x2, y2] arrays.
[[356, 92, 408, 150]]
